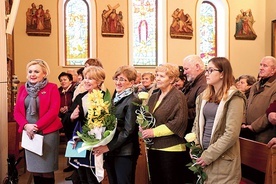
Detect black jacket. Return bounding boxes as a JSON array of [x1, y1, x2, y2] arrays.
[[106, 93, 141, 156]]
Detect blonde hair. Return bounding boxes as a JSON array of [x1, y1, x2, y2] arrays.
[[83, 66, 105, 87], [26, 59, 50, 77], [142, 72, 155, 81], [155, 63, 179, 83]]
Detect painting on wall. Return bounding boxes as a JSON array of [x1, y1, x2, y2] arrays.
[[272, 20, 276, 57], [26, 3, 51, 36], [170, 8, 193, 39], [234, 9, 257, 40], [101, 4, 124, 37]]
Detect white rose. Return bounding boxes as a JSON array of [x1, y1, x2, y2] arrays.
[[138, 92, 149, 100], [185, 132, 196, 143]]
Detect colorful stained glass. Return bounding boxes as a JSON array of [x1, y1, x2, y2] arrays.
[[131, 0, 157, 66], [199, 2, 217, 65], [65, 0, 89, 66]]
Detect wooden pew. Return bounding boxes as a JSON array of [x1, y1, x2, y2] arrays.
[[239, 137, 276, 184]]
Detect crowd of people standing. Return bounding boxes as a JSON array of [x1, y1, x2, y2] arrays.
[[14, 55, 276, 184]]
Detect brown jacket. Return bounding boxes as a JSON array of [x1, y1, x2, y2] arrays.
[[148, 87, 188, 149], [246, 74, 276, 143]]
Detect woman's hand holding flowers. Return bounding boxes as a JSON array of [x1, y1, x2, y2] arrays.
[[196, 157, 207, 167], [134, 92, 156, 146], [93, 145, 109, 156], [140, 128, 154, 139], [184, 132, 207, 184]]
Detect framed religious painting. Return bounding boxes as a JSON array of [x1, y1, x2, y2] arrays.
[[234, 9, 257, 40], [101, 4, 124, 37], [272, 20, 276, 57], [170, 8, 193, 39], [26, 3, 52, 36]]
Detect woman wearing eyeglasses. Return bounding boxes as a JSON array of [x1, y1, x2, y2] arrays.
[[191, 57, 246, 183], [93, 65, 141, 184], [14, 59, 63, 184]]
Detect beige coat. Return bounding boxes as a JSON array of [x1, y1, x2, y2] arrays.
[[246, 74, 276, 143], [192, 87, 246, 184]]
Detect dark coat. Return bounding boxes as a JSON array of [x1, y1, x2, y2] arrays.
[[106, 93, 141, 156], [62, 91, 88, 140], [183, 71, 207, 132]]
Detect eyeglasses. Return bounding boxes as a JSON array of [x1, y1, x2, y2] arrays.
[[113, 77, 128, 83], [205, 68, 222, 74]]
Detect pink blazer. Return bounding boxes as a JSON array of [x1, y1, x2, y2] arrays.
[[14, 82, 63, 134]]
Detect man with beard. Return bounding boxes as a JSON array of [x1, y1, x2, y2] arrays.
[[183, 55, 207, 133], [182, 55, 207, 183]]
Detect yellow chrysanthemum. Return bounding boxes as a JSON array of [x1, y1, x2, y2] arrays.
[[85, 89, 115, 129]]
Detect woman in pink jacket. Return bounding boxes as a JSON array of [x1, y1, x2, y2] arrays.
[[14, 59, 62, 184]]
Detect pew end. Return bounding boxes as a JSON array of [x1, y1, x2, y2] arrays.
[[239, 137, 276, 184]]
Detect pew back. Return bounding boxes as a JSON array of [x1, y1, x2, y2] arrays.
[[239, 137, 276, 184]]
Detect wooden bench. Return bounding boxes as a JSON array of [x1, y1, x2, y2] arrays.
[[239, 137, 276, 184]]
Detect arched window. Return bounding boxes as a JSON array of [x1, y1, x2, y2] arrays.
[[199, 2, 217, 64], [196, 0, 229, 65], [129, 0, 166, 67], [58, 0, 96, 66]]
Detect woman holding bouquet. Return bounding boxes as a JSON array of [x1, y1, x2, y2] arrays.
[[14, 59, 62, 184], [192, 57, 246, 183], [63, 66, 106, 184], [94, 65, 141, 184], [139, 63, 188, 184]]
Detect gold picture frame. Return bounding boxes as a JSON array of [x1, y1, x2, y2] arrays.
[[170, 8, 193, 39], [101, 4, 124, 37], [234, 9, 257, 40], [26, 3, 51, 36], [272, 20, 276, 57]]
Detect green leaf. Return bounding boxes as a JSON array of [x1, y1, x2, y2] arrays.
[[186, 163, 193, 167], [103, 130, 111, 138], [185, 142, 193, 148], [144, 105, 149, 112], [132, 102, 140, 106], [103, 89, 112, 102], [189, 166, 197, 172], [202, 172, 207, 180]]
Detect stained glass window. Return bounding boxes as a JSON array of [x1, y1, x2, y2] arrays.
[[131, 0, 157, 66], [64, 0, 89, 66], [199, 1, 217, 65]]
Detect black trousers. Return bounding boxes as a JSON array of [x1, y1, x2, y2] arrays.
[[104, 155, 138, 184], [77, 166, 100, 184], [148, 149, 187, 184]]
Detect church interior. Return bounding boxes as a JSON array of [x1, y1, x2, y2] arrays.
[[1, 0, 276, 183]]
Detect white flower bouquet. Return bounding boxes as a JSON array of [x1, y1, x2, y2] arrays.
[[134, 92, 156, 146], [184, 132, 207, 184], [77, 89, 117, 151], [76, 89, 117, 182]]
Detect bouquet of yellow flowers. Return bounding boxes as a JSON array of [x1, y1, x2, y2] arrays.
[[134, 92, 156, 146], [77, 89, 117, 151], [184, 132, 207, 184]]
